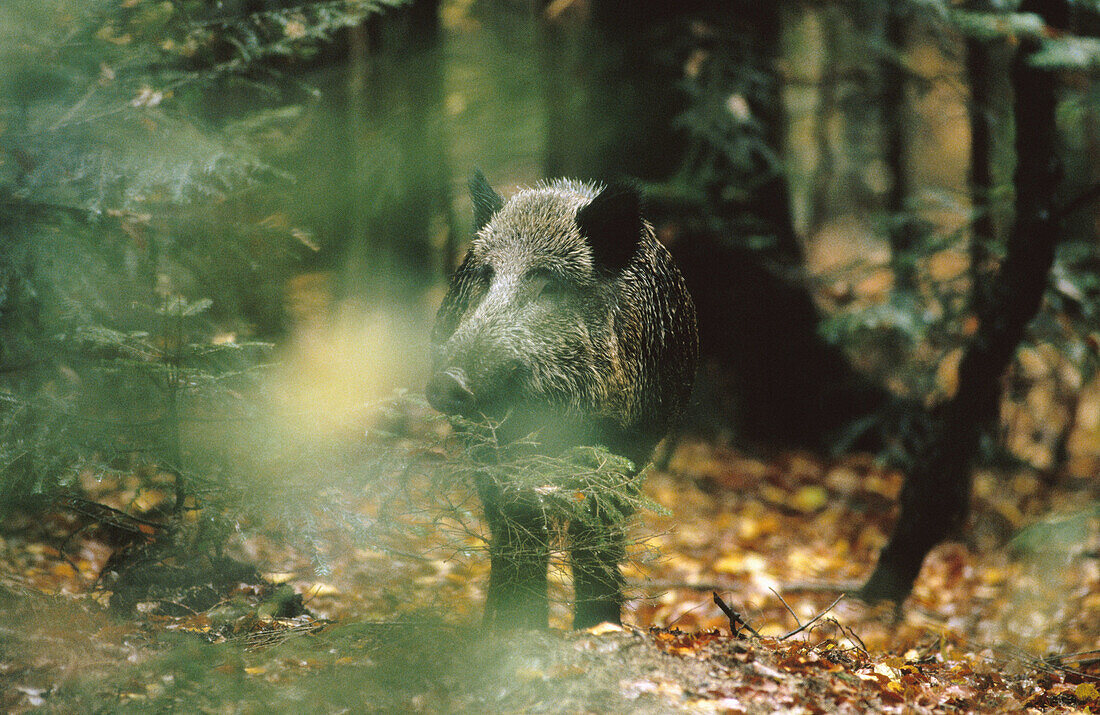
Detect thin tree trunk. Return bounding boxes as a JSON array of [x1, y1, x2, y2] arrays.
[[860, 0, 1068, 604], [965, 4, 996, 312], [883, 9, 916, 292], [809, 8, 840, 237]]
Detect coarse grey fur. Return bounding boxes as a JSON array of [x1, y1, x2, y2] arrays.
[[428, 174, 697, 629]]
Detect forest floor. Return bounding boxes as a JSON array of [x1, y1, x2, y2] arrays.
[[1, 420, 1098, 713]]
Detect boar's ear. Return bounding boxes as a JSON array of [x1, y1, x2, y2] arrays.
[[576, 182, 642, 274], [470, 169, 504, 232]]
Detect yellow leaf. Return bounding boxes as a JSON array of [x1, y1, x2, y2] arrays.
[[760, 484, 787, 505], [1017, 346, 1047, 379], [789, 485, 828, 513], [714, 552, 766, 575], [1077, 683, 1100, 703], [51, 562, 76, 578], [928, 249, 968, 281], [937, 348, 963, 398]]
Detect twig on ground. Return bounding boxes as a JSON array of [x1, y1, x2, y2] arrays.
[[769, 587, 801, 627], [712, 591, 761, 638], [780, 594, 845, 641], [994, 641, 1100, 682], [1045, 649, 1100, 669], [65, 496, 164, 531], [837, 618, 868, 653]]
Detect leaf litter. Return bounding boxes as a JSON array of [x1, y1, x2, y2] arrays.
[[0, 409, 1097, 713]]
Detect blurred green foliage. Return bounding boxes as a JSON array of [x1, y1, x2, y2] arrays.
[[0, 0, 654, 631], [0, 0, 404, 524]]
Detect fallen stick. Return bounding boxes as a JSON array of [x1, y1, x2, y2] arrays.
[[712, 591, 761, 638]]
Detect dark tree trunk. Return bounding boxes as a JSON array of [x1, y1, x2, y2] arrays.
[[860, 0, 1068, 604], [965, 2, 999, 312], [672, 234, 892, 451], [882, 9, 917, 292]]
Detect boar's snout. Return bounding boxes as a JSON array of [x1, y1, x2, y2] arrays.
[[426, 368, 477, 416]]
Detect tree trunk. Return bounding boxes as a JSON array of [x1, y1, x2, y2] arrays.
[[965, 5, 1021, 465], [965, 46, 994, 311], [882, 9, 917, 292], [860, 0, 1068, 603]]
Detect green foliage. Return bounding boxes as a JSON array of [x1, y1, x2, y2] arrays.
[[426, 409, 666, 557], [641, 15, 788, 252], [0, 0, 406, 602], [0, 0, 403, 214], [951, 7, 1100, 68], [950, 10, 1047, 41], [1031, 35, 1100, 68]]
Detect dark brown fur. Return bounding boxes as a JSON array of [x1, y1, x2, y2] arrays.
[[429, 174, 697, 628]]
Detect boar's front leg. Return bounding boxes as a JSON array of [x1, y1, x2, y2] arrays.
[[569, 497, 633, 629], [476, 475, 551, 629]]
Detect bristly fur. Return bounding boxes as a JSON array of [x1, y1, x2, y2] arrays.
[[431, 177, 696, 461], [428, 175, 698, 628]]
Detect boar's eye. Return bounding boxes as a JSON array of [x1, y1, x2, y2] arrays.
[[458, 263, 493, 307], [530, 269, 569, 302], [468, 262, 493, 287]]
